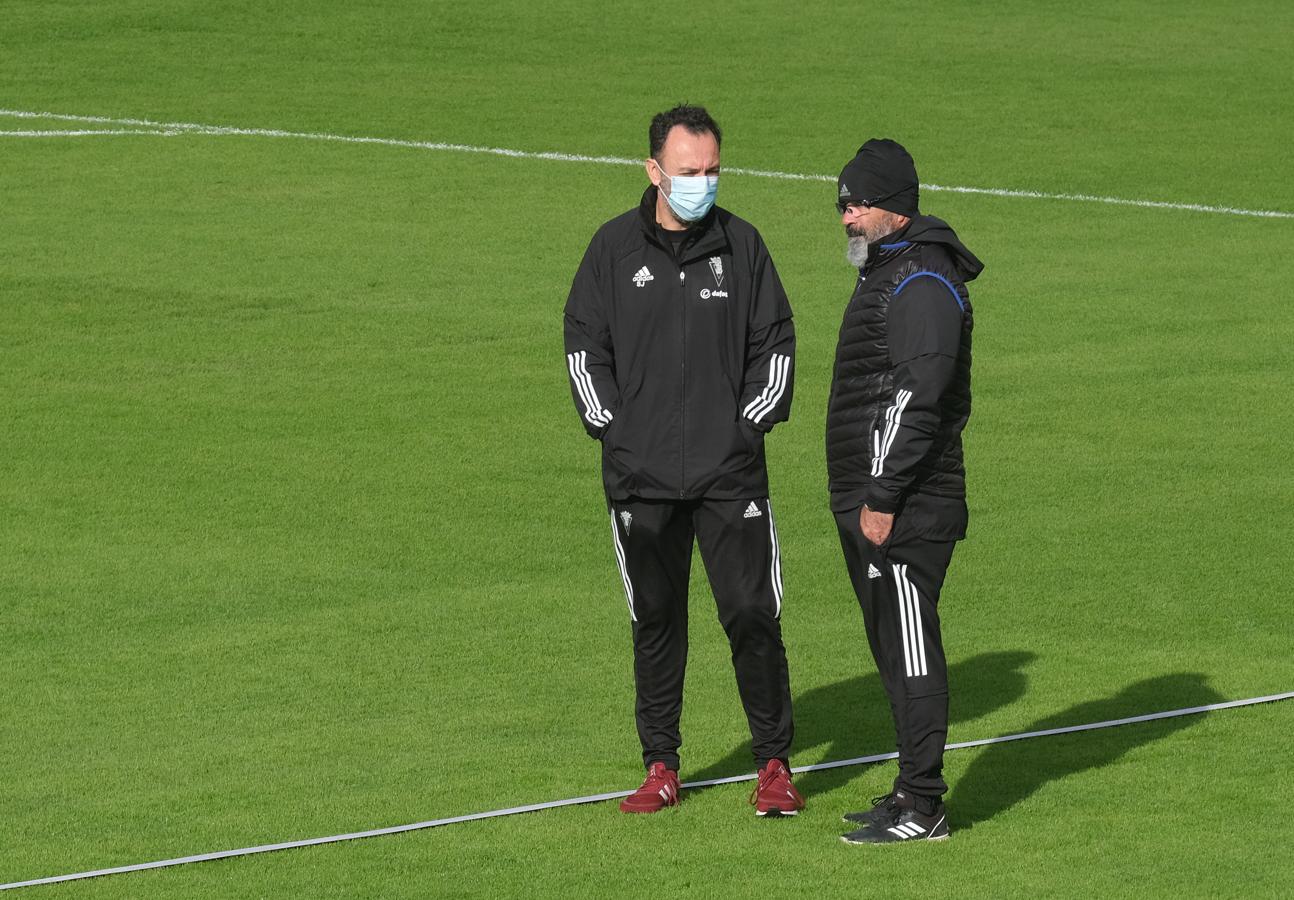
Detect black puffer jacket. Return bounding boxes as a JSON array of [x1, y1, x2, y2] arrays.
[[565, 187, 795, 500], [826, 215, 983, 538]]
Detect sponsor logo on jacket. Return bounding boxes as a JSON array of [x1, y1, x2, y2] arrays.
[[699, 288, 729, 300]]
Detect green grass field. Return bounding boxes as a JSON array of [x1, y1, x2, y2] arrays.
[[3, 1, 1293, 896]]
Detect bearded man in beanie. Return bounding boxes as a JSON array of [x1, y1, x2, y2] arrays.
[[826, 139, 984, 844]]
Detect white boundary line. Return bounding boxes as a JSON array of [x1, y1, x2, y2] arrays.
[[2, 108, 1292, 220], [2, 690, 1289, 891], [0, 129, 180, 138]]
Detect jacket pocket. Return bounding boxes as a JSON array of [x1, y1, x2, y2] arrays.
[[599, 413, 620, 447], [726, 417, 761, 469], [601, 402, 629, 454]]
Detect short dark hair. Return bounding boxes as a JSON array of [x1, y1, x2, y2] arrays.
[[649, 105, 722, 160]]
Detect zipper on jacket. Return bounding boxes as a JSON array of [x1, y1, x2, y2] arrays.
[[679, 267, 686, 498]]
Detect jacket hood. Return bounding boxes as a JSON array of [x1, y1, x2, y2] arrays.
[[894, 215, 984, 283]]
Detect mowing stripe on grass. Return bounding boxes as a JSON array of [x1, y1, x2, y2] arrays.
[[1, 109, 1292, 220], [3, 690, 1289, 892]]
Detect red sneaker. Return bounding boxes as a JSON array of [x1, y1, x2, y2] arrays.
[[750, 759, 805, 817], [619, 762, 681, 813]]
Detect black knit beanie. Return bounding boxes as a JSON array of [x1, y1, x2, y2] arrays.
[[837, 138, 919, 217]]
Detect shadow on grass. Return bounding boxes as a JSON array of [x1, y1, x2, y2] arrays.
[[687, 650, 1036, 799], [949, 672, 1223, 831]]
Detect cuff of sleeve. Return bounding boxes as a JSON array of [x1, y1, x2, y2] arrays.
[[861, 486, 899, 515], [742, 417, 774, 434]]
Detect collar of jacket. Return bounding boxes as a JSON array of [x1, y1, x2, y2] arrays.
[[858, 219, 915, 276], [637, 186, 730, 263]]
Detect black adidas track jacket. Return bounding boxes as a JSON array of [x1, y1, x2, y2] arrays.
[[564, 187, 795, 501]]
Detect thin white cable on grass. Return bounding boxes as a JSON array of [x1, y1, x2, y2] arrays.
[[1, 108, 1291, 220], [1, 690, 1289, 891]]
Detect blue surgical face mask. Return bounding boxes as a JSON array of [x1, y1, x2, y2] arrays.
[[656, 161, 719, 223]]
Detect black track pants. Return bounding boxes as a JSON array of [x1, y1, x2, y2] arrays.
[[609, 497, 794, 771], [834, 507, 957, 801]]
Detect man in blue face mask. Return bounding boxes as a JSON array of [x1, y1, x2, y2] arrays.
[[564, 105, 802, 817], [648, 128, 721, 226]]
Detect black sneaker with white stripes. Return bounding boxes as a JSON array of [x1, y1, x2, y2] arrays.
[[841, 792, 898, 827], [840, 801, 949, 844]]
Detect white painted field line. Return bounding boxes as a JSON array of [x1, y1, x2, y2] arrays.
[[1, 691, 1289, 891], [0, 129, 180, 138], [1, 108, 1291, 220], [0, 108, 647, 166]]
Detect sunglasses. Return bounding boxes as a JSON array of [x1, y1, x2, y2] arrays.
[[835, 186, 906, 215]]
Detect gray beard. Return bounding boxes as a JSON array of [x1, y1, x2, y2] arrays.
[[844, 213, 900, 267], [845, 236, 870, 268]]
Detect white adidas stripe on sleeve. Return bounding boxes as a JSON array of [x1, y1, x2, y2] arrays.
[[567, 350, 613, 427], [870, 388, 913, 476], [743, 353, 791, 424]]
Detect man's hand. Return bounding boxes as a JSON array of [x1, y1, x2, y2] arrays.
[[860, 505, 893, 547]]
